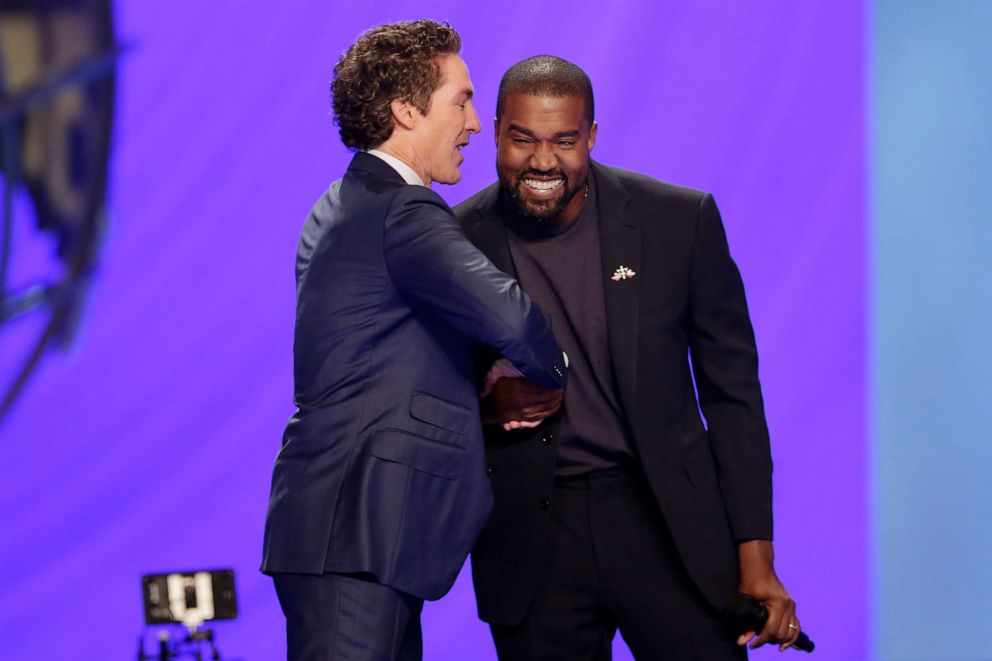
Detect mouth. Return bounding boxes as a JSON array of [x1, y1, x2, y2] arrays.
[[520, 176, 565, 196]]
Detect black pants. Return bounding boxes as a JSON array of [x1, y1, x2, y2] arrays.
[[273, 572, 423, 661], [491, 468, 745, 661]]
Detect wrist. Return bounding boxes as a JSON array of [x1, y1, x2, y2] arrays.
[[738, 539, 776, 584]]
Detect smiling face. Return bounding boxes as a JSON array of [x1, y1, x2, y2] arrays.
[[496, 93, 597, 224], [414, 54, 481, 185]]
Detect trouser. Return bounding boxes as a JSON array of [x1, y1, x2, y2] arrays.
[[491, 466, 745, 660], [273, 571, 423, 661]]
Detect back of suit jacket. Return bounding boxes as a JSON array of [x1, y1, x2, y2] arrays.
[[455, 161, 772, 624], [262, 153, 566, 601]]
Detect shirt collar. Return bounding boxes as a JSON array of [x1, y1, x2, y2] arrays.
[[366, 149, 425, 187]]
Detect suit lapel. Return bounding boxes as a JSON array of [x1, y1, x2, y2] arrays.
[[593, 162, 640, 424], [470, 187, 518, 278]]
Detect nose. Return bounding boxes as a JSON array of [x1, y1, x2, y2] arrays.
[[465, 102, 481, 135], [529, 142, 557, 172]]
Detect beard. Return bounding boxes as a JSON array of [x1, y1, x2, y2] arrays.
[[498, 168, 584, 223]]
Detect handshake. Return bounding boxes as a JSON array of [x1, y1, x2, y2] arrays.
[[480, 358, 564, 431]]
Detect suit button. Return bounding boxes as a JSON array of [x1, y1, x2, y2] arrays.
[[538, 497, 551, 510], [540, 435, 551, 445], [486, 466, 494, 476]]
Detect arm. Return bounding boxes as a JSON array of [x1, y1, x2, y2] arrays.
[[686, 195, 797, 647], [687, 193, 772, 540], [383, 189, 566, 390]]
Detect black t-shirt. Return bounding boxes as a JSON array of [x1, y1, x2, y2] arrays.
[[503, 178, 634, 475]]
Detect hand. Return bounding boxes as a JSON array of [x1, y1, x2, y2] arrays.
[[480, 358, 524, 397], [736, 540, 800, 651], [480, 374, 563, 430]]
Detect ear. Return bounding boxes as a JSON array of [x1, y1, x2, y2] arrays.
[[390, 98, 418, 131], [493, 117, 501, 148], [587, 121, 598, 152]]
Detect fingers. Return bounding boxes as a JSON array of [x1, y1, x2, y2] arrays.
[[518, 392, 563, 420], [502, 420, 542, 431], [481, 364, 514, 396], [487, 358, 523, 380], [481, 359, 523, 396], [749, 597, 796, 649], [779, 616, 801, 651], [489, 378, 560, 403], [479, 377, 496, 397]]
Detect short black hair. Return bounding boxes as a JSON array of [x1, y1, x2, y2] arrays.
[[496, 55, 594, 125]]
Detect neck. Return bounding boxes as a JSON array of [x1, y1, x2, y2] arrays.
[[375, 139, 431, 188]]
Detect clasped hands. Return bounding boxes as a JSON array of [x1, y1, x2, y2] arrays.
[[480, 358, 563, 431]]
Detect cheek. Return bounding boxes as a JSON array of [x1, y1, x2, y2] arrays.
[[497, 153, 524, 176], [563, 157, 588, 182]]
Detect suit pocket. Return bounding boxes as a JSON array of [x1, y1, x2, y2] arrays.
[[410, 392, 472, 434], [371, 428, 463, 480], [683, 439, 716, 486]]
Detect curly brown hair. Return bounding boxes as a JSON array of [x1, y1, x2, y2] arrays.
[[331, 20, 462, 151]]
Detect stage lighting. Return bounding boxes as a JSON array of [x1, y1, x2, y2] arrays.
[[0, 0, 123, 421]]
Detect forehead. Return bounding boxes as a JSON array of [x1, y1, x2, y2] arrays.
[[501, 93, 588, 128], [436, 54, 472, 93]]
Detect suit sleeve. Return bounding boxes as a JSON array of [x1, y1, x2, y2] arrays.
[[383, 188, 566, 391], [687, 193, 773, 541]]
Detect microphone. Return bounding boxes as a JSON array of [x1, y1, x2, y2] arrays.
[[725, 593, 815, 653]]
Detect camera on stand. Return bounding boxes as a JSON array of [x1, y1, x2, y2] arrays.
[[137, 568, 238, 661]]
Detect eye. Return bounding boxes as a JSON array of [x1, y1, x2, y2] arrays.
[[512, 137, 533, 145], [556, 140, 576, 148]]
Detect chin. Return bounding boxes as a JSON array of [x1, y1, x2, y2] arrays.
[[437, 169, 461, 185], [518, 191, 563, 216], [526, 192, 563, 208]]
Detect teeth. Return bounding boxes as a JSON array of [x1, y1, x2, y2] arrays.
[[523, 178, 563, 192]]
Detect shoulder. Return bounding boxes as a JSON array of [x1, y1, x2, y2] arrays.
[[596, 162, 709, 213], [384, 185, 458, 231], [391, 182, 453, 209], [453, 182, 500, 224], [333, 166, 457, 223]]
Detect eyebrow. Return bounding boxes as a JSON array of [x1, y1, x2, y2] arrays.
[[459, 88, 474, 100], [507, 124, 580, 140]]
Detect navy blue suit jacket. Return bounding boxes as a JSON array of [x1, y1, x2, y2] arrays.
[[262, 152, 566, 600]]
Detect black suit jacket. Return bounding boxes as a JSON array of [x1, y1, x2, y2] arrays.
[[455, 161, 772, 624], [261, 153, 567, 600]]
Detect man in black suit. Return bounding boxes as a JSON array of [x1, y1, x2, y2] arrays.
[[261, 26, 567, 661], [455, 56, 800, 659]]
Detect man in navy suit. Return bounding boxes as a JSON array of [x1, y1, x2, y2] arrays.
[[261, 24, 566, 660], [456, 56, 800, 659]]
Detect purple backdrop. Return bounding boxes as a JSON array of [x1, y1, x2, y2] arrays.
[[0, 1, 864, 658]]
